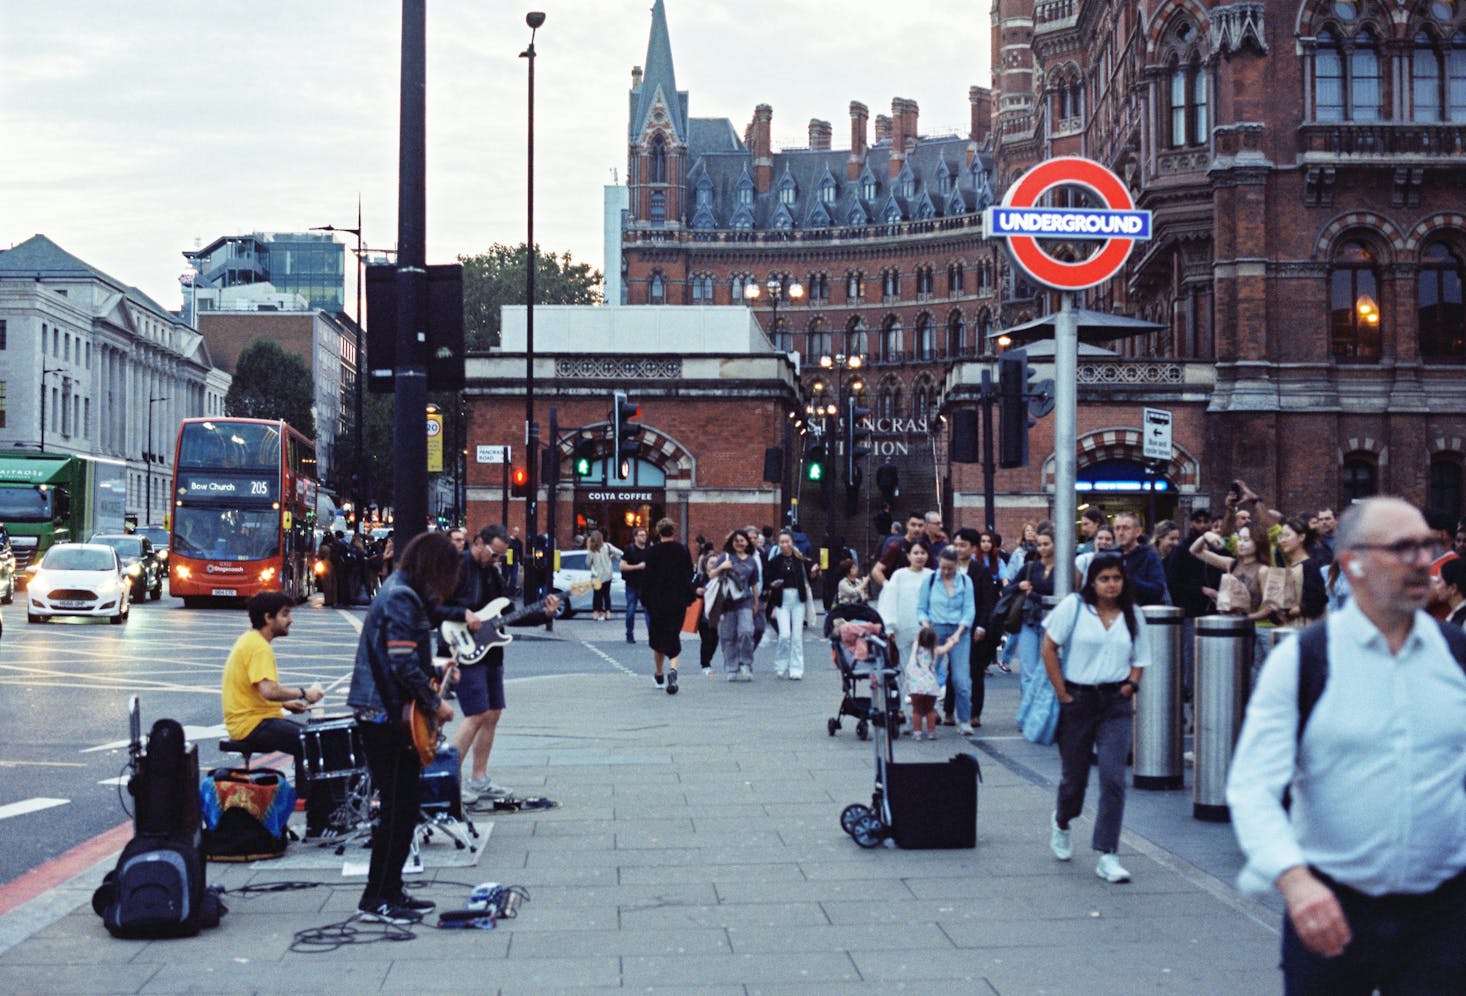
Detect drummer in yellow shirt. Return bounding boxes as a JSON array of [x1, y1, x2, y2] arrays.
[[222, 592, 324, 797]]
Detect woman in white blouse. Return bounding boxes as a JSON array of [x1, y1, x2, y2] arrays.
[[876, 541, 932, 664], [1040, 553, 1150, 884]]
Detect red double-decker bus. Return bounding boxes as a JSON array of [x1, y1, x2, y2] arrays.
[[167, 418, 318, 605]]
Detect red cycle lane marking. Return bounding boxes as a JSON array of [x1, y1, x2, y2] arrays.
[[0, 820, 132, 917]]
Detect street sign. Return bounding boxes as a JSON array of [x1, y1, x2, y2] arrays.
[[984, 157, 1151, 291], [477, 445, 510, 464], [1143, 407, 1172, 461], [426, 412, 444, 473]]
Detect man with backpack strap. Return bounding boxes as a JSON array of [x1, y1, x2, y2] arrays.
[[1227, 497, 1466, 994]]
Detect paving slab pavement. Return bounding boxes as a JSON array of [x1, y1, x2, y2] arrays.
[[0, 619, 1285, 993]]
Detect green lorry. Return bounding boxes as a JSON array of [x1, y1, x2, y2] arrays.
[[0, 451, 128, 580]]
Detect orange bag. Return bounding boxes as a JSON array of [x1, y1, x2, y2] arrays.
[[681, 597, 703, 634]]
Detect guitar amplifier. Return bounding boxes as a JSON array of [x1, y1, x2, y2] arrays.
[[419, 747, 462, 820]]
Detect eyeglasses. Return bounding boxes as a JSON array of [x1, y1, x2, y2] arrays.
[[1350, 536, 1437, 564]]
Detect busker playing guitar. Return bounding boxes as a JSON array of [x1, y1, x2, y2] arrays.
[[346, 530, 460, 925], [435, 523, 557, 805]]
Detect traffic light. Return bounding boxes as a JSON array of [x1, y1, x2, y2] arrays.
[[573, 440, 595, 478], [998, 352, 1036, 468], [610, 391, 640, 480], [845, 395, 871, 483], [804, 442, 827, 483], [510, 466, 529, 498], [541, 446, 560, 489]]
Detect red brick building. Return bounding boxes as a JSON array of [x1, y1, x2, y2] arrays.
[[469, 0, 1466, 556]]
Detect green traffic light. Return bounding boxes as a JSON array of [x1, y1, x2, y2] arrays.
[[575, 457, 592, 476], [807, 461, 824, 482]]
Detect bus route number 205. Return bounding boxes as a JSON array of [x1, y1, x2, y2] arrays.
[[250, 480, 269, 495]]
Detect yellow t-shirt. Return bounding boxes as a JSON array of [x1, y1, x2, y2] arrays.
[[222, 629, 284, 740]]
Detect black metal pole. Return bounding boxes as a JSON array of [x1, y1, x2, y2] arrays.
[[521, 13, 544, 600], [354, 197, 367, 517], [544, 406, 557, 631], [393, 0, 429, 545], [981, 368, 996, 530]]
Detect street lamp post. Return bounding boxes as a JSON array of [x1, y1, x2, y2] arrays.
[[808, 351, 865, 577], [743, 276, 804, 349], [146, 396, 168, 524], [311, 200, 368, 518], [521, 11, 546, 598], [39, 367, 62, 453]]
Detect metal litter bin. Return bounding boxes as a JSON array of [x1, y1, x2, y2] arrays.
[[1135, 605, 1184, 790], [1193, 615, 1253, 822]]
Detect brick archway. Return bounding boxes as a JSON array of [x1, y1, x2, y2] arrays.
[[1403, 212, 1466, 255], [1040, 426, 1201, 492], [557, 421, 696, 486], [1313, 211, 1407, 261]]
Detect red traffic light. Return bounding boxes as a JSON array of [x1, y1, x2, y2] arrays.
[[511, 468, 528, 486]]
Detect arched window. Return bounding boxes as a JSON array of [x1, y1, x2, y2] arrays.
[[731, 274, 746, 300], [881, 316, 902, 362], [649, 134, 667, 183], [912, 378, 936, 422], [1429, 454, 1463, 519], [877, 378, 903, 420], [846, 317, 869, 358], [1351, 30, 1383, 121], [1316, 30, 1346, 121], [807, 318, 831, 360], [1341, 451, 1378, 504], [846, 271, 864, 302], [1419, 241, 1466, 361], [913, 314, 934, 360], [1190, 54, 1208, 141], [1329, 239, 1382, 361], [1169, 56, 1188, 147], [947, 263, 965, 294], [883, 269, 900, 299], [649, 271, 665, 305], [650, 191, 665, 224], [1415, 31, 1445, 121], [1451, 33, 1466, 119], [977, 309, 993, 346], [946, 311, 966, 357], [773, 318, 792, 352]]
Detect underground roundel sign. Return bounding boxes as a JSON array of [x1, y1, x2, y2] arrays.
[[984, 157, 1151, 291]]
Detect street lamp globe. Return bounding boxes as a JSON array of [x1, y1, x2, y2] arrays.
[[743, 282, 761, 302]]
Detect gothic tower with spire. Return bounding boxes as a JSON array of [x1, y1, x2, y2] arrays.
[[627, 0, 689, 229]]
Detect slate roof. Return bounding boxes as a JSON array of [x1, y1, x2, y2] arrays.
[[679, 134, 995, 232], [0, 234, 176, 318], [629, 0, 688, 143]]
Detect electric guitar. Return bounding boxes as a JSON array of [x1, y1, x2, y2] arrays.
[[438, 583, 591, 665], [404, 677, 443, 766]]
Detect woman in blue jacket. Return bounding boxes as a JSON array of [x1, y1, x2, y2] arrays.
[[917, 545, 977, 734]]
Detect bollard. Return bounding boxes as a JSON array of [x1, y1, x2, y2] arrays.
[[1135, 605, 1184, 790], [1193, 615, 1253, 822]]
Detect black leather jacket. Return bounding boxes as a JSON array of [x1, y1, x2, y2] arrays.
[[347, 572, 443, 722]]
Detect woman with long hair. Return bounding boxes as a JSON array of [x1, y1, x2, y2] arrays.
[[876, 540, 933, 668], [584, 529, 623, 621], [346, 530, 461, 924], [1042, 553, 1150, 884], [765, 528, 819, 679], [1013, 524, 1059, 742], [709, 528, 761, 681], [640, 518, 696, 695]]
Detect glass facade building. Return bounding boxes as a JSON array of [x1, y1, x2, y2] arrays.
[[184, 232, 345, 313]]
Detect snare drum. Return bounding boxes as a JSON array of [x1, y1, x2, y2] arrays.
[[299, 715, 364, 779]]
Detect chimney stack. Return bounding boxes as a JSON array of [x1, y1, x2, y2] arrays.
[[631, 65, 643, 90], [969, 86, 991, 145], [874, 114, 893, 143], [750, 104, 774, 193], [889, 98, 919, 177], [808, 118, 832, 151], [848, 101, 868, 180]]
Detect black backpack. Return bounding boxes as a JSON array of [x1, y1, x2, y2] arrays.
[[92, 833, 222, 939]]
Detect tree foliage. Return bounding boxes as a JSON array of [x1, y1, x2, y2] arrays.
[[224, 339, 317, 439], [460, 243, 602, 350]]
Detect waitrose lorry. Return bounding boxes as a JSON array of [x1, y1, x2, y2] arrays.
[[0, 451, 128, 577]]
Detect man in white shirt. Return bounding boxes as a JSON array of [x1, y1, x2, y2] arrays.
[[1227, 497, 1466, 994]]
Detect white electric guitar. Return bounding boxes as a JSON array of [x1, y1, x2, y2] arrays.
[[439, 582, 591, 664]]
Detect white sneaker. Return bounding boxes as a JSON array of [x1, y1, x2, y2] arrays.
[[958, 722, 974, 736], [912, 731, 925, 741], [1096, 853, 1131, 883], [1049, 812, 1072, 861]]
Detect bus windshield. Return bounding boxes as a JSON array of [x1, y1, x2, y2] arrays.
[[0, 487, 55, 523], [177, 422, 282, 473], [172, 507, 281, 561]]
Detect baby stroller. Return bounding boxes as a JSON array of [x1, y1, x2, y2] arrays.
[[823, 605, 902, 848], [824, 603, 903, 742]]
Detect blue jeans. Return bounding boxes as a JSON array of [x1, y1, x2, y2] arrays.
[[930, 622, 972, 723], [624, 587, 650, 639], [1281, 869, 1466, 995]]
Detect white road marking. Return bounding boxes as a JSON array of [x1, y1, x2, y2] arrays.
[[96, 776, 130, 786], [82, 723, 227, 753], [576, 640, 638, 678], [0, 798, 69, 821]]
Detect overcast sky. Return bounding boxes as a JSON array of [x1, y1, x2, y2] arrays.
[[1, 1, 991, 312]]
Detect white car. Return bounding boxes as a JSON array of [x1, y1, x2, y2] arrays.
[[27, 543, 131, 624], [552, 549, 625, 617]]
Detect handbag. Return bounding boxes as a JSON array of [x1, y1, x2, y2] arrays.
[[1215, 572, 1253, 614], [992, 564, 1031, 635], [681, 597, 703, 634]]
